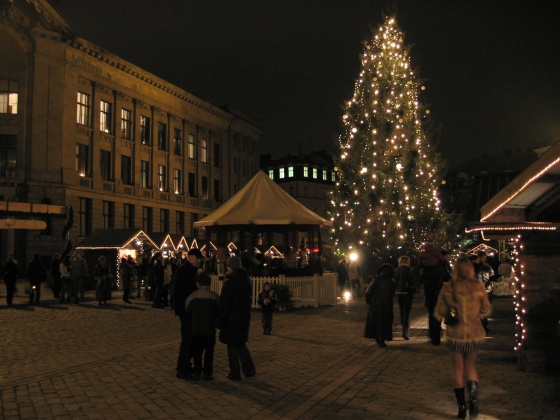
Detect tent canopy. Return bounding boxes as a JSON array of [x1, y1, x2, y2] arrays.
[[193, 171, 333, 228]]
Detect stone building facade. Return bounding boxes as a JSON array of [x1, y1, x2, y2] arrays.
[[0, 0, 262, 263]]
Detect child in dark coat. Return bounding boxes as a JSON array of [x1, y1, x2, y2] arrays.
[[257, 282, 277, 335], [185, 270, 219, 380]]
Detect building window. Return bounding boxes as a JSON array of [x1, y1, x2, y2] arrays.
[[143, 206, 153, 232], [173, 169, 182, 194], [100, 150, 112, 181], [312, 168, 318, 179], [0, 80, 18, 114], [200, 139, 208, 163], [190, 213, 198, 237], [214, 143, 220, 167], [78, 197, 92, 237], [279, 168, 285, 179], [102, 201, 115, 229], [157, 122, 167, 151], [214, 179, 220, 202], [100, 100, 112, 133], [188, 172, 196, 196], [188, 134, 195, 159], [124, 203, 134, 228], [268, 169, 274, 179], [174, 128, 182, 155], [322, 169, 327, 180], [288, 166, 294, 177], [331, 171, 336, 182], [157, 164, 167, 191], [0, 135, 17, 177], [303, 166, 309, 177], [141, 160, 150, 188], [76, 143, 89, 177], [121, 155, 132, 185], [76, 91, 89, 125], [121, 108, 132, 139], [140, 116, 151, 146], [201, 176, 209, 199], [289, 186, 294, 196], [176, 211, 185, 234], [160, 209, 169, 232]]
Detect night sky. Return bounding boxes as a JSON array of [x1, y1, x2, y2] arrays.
[[49, 0, 560, 169]]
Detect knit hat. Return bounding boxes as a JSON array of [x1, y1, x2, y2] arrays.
[[227, 255, 243, 270], [196, 270, 212, 286]]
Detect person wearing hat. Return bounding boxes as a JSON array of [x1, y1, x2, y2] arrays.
[[173, 248, 203, 380], [216, 256, 256, 380]]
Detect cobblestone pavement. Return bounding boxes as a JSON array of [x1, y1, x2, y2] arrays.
[[1, 281, 559, 419]]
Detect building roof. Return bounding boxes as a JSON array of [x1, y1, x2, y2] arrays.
[[75, 229, 157, 249], [193, 171, 332, 228]]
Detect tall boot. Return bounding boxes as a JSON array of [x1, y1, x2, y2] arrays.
[[454, 388, 466, 419], [466, 380, 479, 419]]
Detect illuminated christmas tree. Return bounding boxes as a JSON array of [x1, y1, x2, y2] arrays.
[[329, 14, 451, 259]]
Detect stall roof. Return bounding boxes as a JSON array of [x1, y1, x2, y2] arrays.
[[193, 171, 332, 228], [75, 229, 158, 249], [467, 139, 560, 234]]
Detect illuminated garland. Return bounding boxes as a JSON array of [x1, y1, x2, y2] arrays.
[[512, 235, 526, 355]]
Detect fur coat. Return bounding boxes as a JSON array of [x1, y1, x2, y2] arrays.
[[435, 277, 491, 344]]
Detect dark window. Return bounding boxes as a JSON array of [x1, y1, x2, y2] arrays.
[[201, 176, 208, 199], [78, 197, 92, 237], [214, 179, 220, 201], [188, 172, 196, 196], [176, 211, 184, 235], [200, 139, 207, 163], [158, 122, 167, 151], [140, 116, 151, 146], [174, 128, 182, 155], [124, 203, 134, 228], [141, 160, 150, 188], [157, 164, 167, 191], [121, 108, 132, 139], [160, 209, 169, 232], [213, 143, 220, 167], [143, 206, 153, 232], [0, 135, 17, 177], [102, 201, 115, 229], [100, 150, 112, 181], [76, 143, 90, 177], [121, 155, 132, 185]]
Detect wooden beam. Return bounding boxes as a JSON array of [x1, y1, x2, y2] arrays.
[[0, 219, 47, 229], [0, 201, 66, 215]]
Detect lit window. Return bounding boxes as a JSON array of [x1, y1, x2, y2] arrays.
[[76, 91, 89, 124], [331, 171, 336, 182], [76, 144, 89, 176], [313, 168, 318, 179], [158, 164, 167, 191], [140, 116, 151, 145], [201, 139, 208, 163], [303, 166, 309, 177], [322, 169, 327, 180], [141, 160, 150, 188], [279, 168, 285, 179], [188, 134, 195, 159], [268, 169, 274, 179], [100, 101, 112, 133], [173, 169, 182, 194], [0, 80, 18, 114], [288, 166, 294, 177]]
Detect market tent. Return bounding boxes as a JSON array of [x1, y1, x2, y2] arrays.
[[193, 171, 332, 227]]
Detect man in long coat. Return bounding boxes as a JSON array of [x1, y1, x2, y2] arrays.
[[364, 263, 396, 347]]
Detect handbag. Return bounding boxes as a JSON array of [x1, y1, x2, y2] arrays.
[[444, 282, 459, 326]]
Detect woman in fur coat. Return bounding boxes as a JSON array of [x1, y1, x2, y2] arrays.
[[435, 256, 491, 420]]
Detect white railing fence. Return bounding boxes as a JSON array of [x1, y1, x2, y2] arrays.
[[209, 273, 338, 309]]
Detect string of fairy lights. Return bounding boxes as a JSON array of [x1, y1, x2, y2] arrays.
[[512, 235, 526, 353], [330, 15, 442, 254]]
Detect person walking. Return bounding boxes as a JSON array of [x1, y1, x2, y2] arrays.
[[136, 254, 149, 299], [185, 270, 219, 381], [257, 282, 276, 335], [26, 253, 47, 305], [364, 263, 396, 347], [50, 253, 61, 299], [94, 256, 113, 306], [150, 252, 165, 308], [435, 255, 491, 420], [2, 254, 20, 306], [216, 256, 256, 380], [120, 257, 134, 304], [59, 255, 72, 304], [173, 248, 202, 380], [394, 255, 417, 340], [70, 252, 88, 304]]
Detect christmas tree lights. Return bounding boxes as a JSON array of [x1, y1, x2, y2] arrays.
[[329, 14, 448, 257]]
